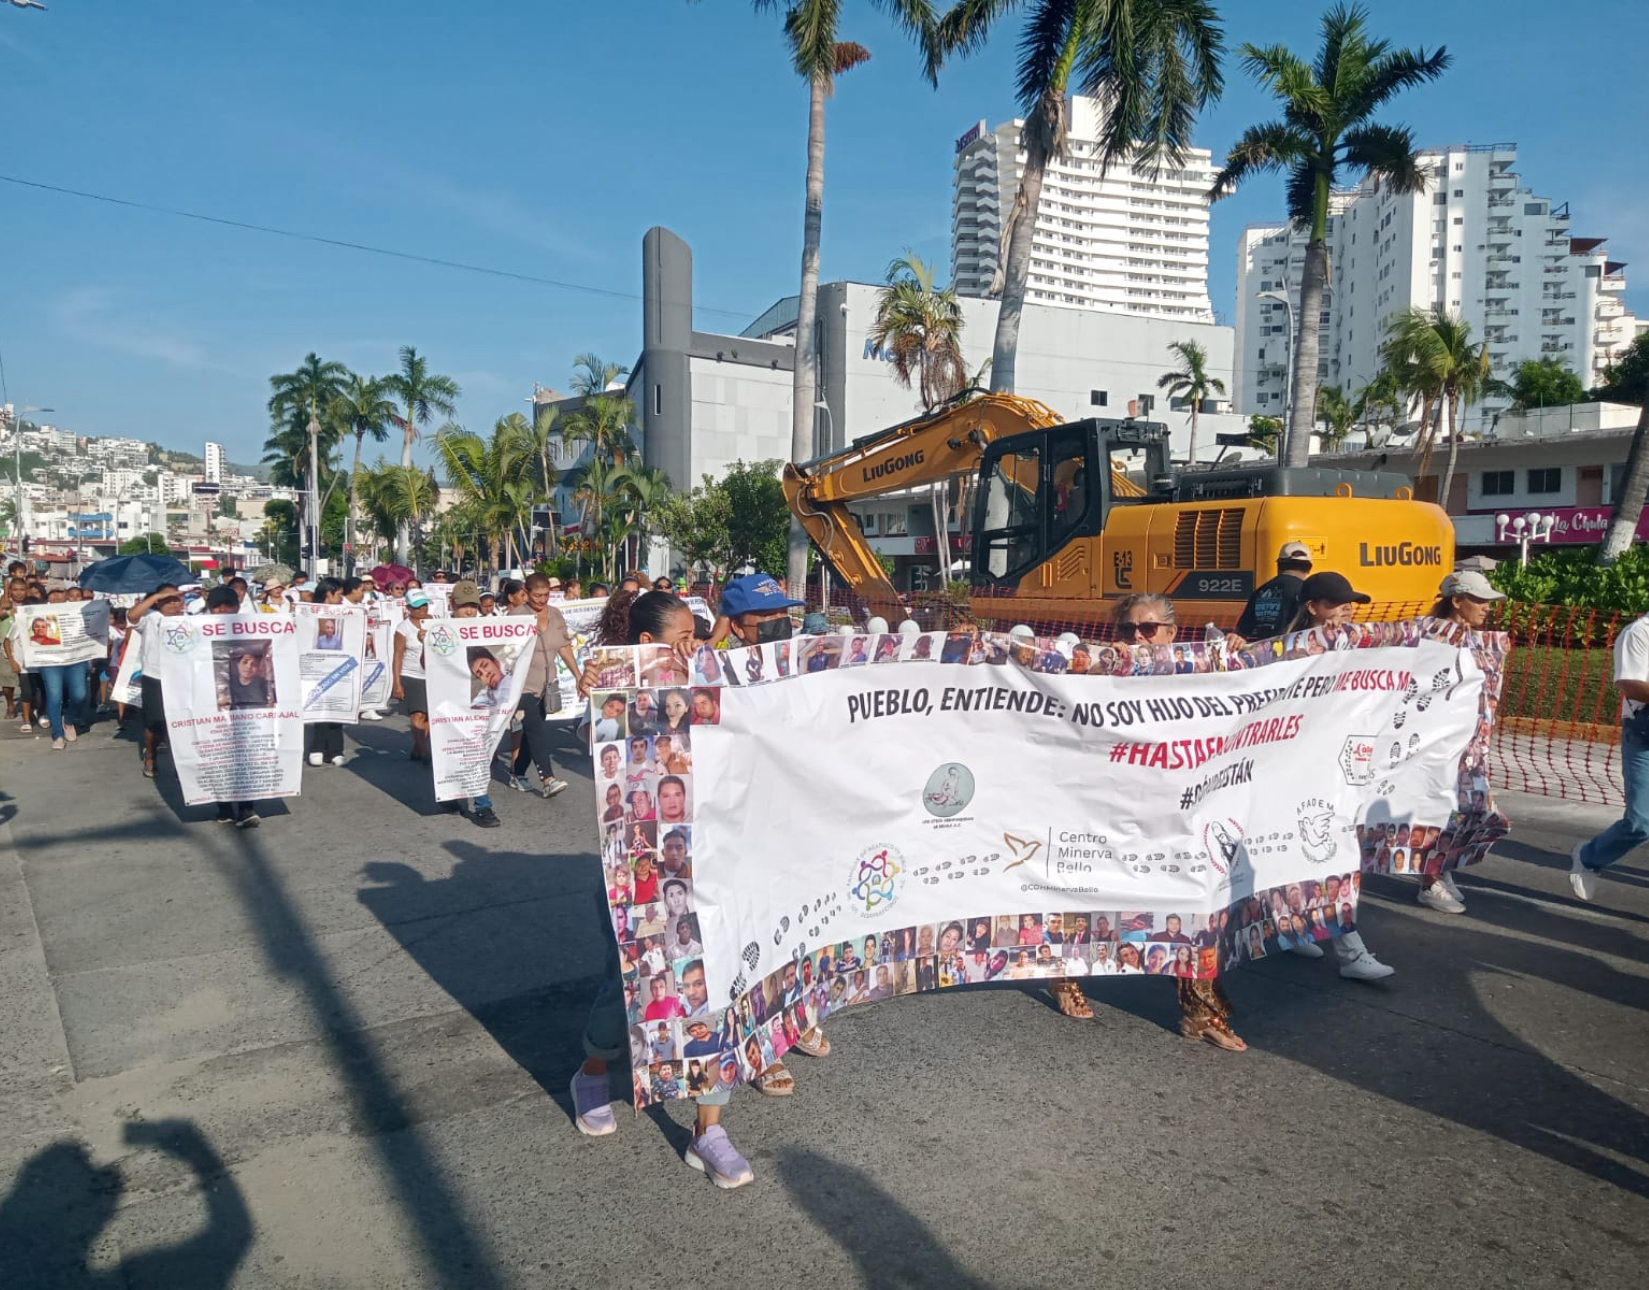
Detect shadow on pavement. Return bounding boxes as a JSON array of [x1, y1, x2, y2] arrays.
[[0, 1120, 250, 1290], [777, 1148, 995, 1290]]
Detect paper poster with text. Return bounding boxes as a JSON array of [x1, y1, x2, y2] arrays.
[[17, 601, 111, 669], [587, 620, 1509, 1106], [153, 614, 304, 806], [426, 616, 539, 801], [360, 607, 396, 709], [549, 594, 713, 716], [291, 602, 367, 722]]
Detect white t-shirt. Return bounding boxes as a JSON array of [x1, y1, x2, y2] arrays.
[[1615, 615, 1649, 721], [395, 618, 427, 680]]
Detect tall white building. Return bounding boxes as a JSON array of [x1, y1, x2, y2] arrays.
[[952, 95, 1214, 321], [1232, 142, 1646, 432], [204, 440, 227, 484]]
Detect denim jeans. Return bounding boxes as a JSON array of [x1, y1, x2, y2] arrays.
[[1579, 727, 1649, 873], [39, 664, 89, 740]]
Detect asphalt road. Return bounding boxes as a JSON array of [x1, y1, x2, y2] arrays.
[[1, 712, 1645, 1289]]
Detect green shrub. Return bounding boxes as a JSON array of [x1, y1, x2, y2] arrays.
[[1487, 544, 1649, 615]]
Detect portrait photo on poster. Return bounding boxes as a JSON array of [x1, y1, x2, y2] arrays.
[[215, 640, 276, 711]]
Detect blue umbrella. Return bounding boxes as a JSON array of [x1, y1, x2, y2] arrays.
[[78, 553, 193, 594]]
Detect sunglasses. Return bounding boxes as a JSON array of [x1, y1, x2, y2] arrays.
[[1116, 621, 1171, 640], [387, 584, 406, 593]]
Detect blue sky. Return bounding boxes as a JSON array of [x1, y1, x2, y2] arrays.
[[2, 1, 1644, 465]]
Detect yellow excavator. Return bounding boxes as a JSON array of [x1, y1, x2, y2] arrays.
[[781, 392, 1455, 629]]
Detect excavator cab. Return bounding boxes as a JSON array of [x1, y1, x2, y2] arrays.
[[972, 418, 1174, 592]]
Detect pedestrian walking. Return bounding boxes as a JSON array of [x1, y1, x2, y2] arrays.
[[505, 573, 577, 798], [1571, 606, 1649, 901]]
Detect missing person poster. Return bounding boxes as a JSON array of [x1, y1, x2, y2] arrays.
[[16, 601, 111, 669], [153, 614, 304, 806], [425, 616, 539, 801], [548, 594, 714, 715], [588, 620, 1508, 1106], [360, 606, 396, 710], [291, 602, 367, 722]]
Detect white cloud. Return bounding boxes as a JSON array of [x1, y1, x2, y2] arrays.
[[51, 287, 234, 372]]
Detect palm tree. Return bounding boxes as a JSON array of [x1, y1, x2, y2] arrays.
[[562, 391, 638, 468], [329, 374, 397, 572], [1156, 340, 1226, 466], [935, 0, 1224, 400], [1209, 4, 1449, 467], [1314, 384, 1357, 448], [870, 251, 967, 413], [266, 354, 349, 548], [755, 0, 937, 597], [383, 345, 460, 562], [268, 353, 350, 428], [437, 418, 536, 574], [1353, 367, 1404, 436], [609, 463, 674, 575], [519, 403, 564, 556], [1596, 335, 1649, 565], [568, 456, 628, 580], [1384, 307, 1488, 508], [569, 354, 630, 397]]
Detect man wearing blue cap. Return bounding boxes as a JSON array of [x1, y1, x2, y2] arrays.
[[714, 572, 837, 1090]]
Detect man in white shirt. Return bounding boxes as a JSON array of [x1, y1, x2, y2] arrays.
[[1572, 612, 1649, 899]]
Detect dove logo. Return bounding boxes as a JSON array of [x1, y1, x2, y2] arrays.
[[1296, 797, 1342, 864]]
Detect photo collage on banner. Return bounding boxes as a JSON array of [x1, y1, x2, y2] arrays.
[[589, 621, 1510, 1105], [424, 615, 540, 801], [291, 602, 368, 722], [153, 613, 304, 806], [15, 600, 112, 670]]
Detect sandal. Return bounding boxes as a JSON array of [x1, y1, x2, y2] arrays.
[[1049, 981, 1094, 1020], [142, 758, 156, 779], [1181, 1013, 1247, 1052], [791, 1028, 831, 1058], [755, 1062, 795, 1096]]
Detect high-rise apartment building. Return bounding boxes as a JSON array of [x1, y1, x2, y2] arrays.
[[203, 440, 227, 484], [1232, 143, 1645, 432], [952, 96, 1214, 321]]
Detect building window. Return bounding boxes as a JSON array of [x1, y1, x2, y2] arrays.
[[653, 385, 662, 416], [1136, 394, 1155, 414], [1527, 467, 1561, 494], [1482, 470, 1515, 497], [1453, 189, 1464, 197], [1089, 390, 1108, 407]]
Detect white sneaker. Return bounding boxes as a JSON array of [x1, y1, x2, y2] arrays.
[[542, 778, 570, 798], [509, 775, 533, 793], [359, 709, 383, 721], [1339, 952, 1396, 982], [1289, 941, 1326, 960], [1570, 843, 1597, 902], [329, 754, 344, 767], [1439, 872, 1465, 904], [1417, 882, 1466, 915], [308, 752, 324, 767]]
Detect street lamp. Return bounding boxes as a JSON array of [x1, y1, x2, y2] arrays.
[[813, 399, 835, 457], [1496, 510, 1556, 566], [1256, 291, 1295, 446], [6, 404, 54, 560]]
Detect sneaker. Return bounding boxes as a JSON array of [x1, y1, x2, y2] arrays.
[[472, 806, 501, 829], [569, 1071, 616, 1137], [359, 710, 383, 721], [1339, 951, 1396, 982], [1417, 882, 1466, 915], [1439, 872, 1465, 904], [1570, 843, 1597, 902], [217, 806, 235, 825], [235, 809, 260, 829], [64, 727, 77, 744], [509, 775, 533, 793], [542, 777, 570, 799], [329, 754, 344, 767], [51, 737, 65, 751], [307, 752, 324, 767], [685, 1125, 755, 1190], [1289, 941, 1326, 960], [38, 716, 50, 730]]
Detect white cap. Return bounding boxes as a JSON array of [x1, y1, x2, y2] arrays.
[[1056, 631, 1080, 645], [838, 624, 855, 637], [865, 616, 890, 634], [1008, 624, 1035, 639], [1441, 570, 1506, 602], [897, 619, 921, 635]]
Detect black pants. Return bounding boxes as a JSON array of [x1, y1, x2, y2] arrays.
[[308, 723, 344, 760], [512, 694, 557, 779], [19, 673, 43, 714]]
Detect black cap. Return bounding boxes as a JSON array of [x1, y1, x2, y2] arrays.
[[1299, 571, 1370, 606]]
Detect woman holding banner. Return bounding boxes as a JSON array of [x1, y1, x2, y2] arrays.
[[391, 591, 433, 762], [306, 579, 348, 767]]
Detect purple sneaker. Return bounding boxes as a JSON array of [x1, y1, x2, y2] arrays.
[[684, 1125, 755, 1189], [570, 1071, 616, 1137]]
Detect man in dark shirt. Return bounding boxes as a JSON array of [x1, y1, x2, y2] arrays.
[[1232, 541, 1313, 642]]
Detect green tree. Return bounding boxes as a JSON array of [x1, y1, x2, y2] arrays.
[[723, 459, 793, 578], [1508, 357, 1588, 412], [870, 250, 968, 412], [1156, 339, 1226, 465], [755, 0, 935, 598], [569, 353, 631, 397], [609, 463, 674, 575], [1383, 306, 1489, 507], [522, 404, 564, 555], [1596, 333, 1649, 565], [1314, 384, 1356, 448], [436, 418, 536, 573], [260, 499, 299, 566], [1246, 415, 1282, 454], [1209, 4, 1449, 466], [264, 354, 349, 515], [655, 476, 735, 580], [117, 533, 173, 556], [1354, 367, 1404, 434], [935, 0, 1224, 398], [360, 464, 441, 569], [329, 374, 397, 570], [383, 345, 460, 562], [562, 391, 638, 469]]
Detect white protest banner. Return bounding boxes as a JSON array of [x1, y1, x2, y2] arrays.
[[425, 616, 539, 801], [588, 620, 1509, 1106], [421, 582, 453, 616], [153, 614, 304, 806], [291, 602, 367, 722], [360, 607, 396, 709], [111, 626, 143, 707], [547, 594, 713, 716], [17, 601, 111, 669]]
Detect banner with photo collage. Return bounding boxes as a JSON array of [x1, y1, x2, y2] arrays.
[[425, 615, 540, 802], [291, 602, 368, 722], [16, 600, 111, 669], [548, 594, 714, 716], [588, 620, 1509, 1107]]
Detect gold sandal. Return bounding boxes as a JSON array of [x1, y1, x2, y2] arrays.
[[1049, 981, 1094, 1020], [755, 1061, 795, 1095], [1181, 1013, 1247, 1052]]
